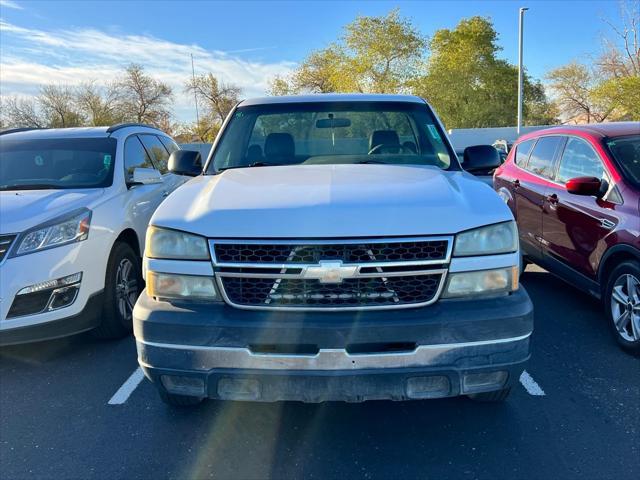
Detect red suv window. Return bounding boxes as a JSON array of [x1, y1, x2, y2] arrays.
[[514, 139, 536, 166], [556, 137, 604, 184], [525, 136, 564, 179]]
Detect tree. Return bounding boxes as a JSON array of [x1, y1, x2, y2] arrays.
[[185, 73, 242, 142], [267, 75, 294, 96], [414, 16, 556, 128], [38, 85, 85, 127], [270, 9, 426, 94], [546, 62, 614, 123], [343, 9, 426, 93], [116, 64, 173, 126], [1, 96, 46, 128], [76, 82, 125, 126], [592, 75, 640, 120], [547, 0, 639, 122], [597, 0, 639, 79]]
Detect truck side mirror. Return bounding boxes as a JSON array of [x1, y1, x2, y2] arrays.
[[463, 145, 502, 174], [168, 150, 202, 176]]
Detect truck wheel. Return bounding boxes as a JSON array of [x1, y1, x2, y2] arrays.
[[604, 261, 640, 355], [93, 242, 142, 339], [158, 388, 203, 407], [468, 387, 511, 402]]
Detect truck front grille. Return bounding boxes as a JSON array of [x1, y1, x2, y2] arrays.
[[0, 235, 16, 262], [211, 237, 452, 311], [220, 275, 443, 308], [214, 240, 448, 264]]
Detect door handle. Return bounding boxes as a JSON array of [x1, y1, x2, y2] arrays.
[[162, 191, 170, 198], [600, 218, 615, 230], [513, 179, 520, 190], [546, 193, 559, 204]]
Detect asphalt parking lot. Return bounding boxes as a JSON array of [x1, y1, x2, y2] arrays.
[[1, 265, 638, 480]]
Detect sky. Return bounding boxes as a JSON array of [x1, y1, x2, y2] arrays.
[[0, 0, 627, 122]]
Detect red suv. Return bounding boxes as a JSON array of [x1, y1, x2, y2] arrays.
[[494, 122, 640, 354]]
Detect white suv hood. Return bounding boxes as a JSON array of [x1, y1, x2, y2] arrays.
[[0, 189, 104, 234], [152, 164, 513, 238]]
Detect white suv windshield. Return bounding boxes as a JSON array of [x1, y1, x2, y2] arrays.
[[207, 101, 456, 173], [0, 137, 117, 190]]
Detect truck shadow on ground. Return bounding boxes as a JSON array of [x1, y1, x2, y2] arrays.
[[151, 394, 528, 480]]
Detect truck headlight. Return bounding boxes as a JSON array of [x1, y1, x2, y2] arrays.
[[147, 272, 219, 301], [146, 226, 209, 260], [11, 209, 91, 257], [454, 221, 518, 257], [442, 267, 518, 298]]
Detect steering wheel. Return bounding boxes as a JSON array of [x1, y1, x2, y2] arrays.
[[367, 144, 414, 155]]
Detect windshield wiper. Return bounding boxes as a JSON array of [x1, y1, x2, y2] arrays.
[[217, 162, 283, 173], [354, 160, 389, 164], [0, 183, 59, 191]]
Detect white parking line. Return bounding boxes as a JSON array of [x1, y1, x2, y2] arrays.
[[108, 367, 145, 405], [519, 370, 546, 396]]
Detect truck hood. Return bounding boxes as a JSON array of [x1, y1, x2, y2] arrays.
[[152, 164, 513, 238], [0, 189, 105, 234]]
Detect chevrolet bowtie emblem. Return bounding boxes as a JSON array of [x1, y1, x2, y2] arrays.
[[302, 260, 358, 283]]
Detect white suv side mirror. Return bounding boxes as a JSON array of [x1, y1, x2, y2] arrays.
[[132, 167, 163, 185]]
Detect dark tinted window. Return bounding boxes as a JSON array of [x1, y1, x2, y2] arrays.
[[557, 137, 604, 184], [526, 136, 564, 179], [607, 135, 640, 186], [158, 136, 179, 155], [514, 139, 535, 166], [0, 137, 116, 190], [139, 135, 170, 174], [124, 135, 155, 182]]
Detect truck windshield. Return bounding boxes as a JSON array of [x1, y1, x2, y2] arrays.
[[607, 135, 640, 186], [0, 137, 117, 190], [207, 101, 456, 173]]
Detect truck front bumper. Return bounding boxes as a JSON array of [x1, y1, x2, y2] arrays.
[[134, 287, 533, 402]]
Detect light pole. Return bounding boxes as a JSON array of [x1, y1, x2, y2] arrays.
[[517, 7, 528, 135]]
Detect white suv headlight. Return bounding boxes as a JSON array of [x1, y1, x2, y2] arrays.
[[11, 208, 91, 257], [454, 221, 518, 257], [146, 226, 209, 260]]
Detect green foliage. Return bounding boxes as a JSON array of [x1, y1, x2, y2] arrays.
[[592, 75, 640, 120], [270, 12, 557, 129], [270, 9, 426, 95], [414, 17, 556, 128]]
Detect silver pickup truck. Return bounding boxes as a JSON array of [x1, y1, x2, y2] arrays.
[[133, 94, 533, 406]]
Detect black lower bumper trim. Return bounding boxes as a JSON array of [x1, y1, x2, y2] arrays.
[[142, 361, 527, 403], [0, 291, 104, 347]]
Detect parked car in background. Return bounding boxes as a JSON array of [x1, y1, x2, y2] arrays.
[[494, 122, 640, 354], [0, 124, 194, 345], [134, 94, 533, 406], [492, 139, 513, 162]]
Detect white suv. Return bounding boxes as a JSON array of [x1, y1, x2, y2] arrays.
[[134, 94, 534, 406], [0, 124, 191, 345]]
